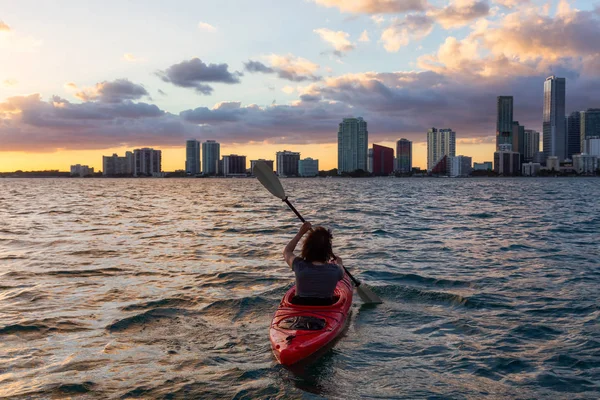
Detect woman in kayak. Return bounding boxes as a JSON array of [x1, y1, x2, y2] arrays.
[[283, 222, 345, 305]]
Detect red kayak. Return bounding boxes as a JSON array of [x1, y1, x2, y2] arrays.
[[269, 274, 353, 365]]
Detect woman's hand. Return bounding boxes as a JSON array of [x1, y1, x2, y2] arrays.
[[299, 222, 312, 235], [332, 256, 343, 266]]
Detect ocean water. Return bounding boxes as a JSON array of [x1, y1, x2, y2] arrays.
[[0, 177, 599, 399]]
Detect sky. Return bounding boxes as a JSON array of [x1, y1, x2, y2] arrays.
[[1, 0, 599, 172]]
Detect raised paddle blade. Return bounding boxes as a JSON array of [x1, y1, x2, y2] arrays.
[[356, 283, 383, 304], [254, 161, 286, 200]]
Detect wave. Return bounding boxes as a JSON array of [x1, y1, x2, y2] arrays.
[[47, 267, 124, 277], [107, 308, 187, 332], [121, 296, 198, 312], [199, 296, 274, 322], [364, 270, 474, 288]]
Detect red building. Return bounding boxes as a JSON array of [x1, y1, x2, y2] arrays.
[[372, 144, 394, 175]]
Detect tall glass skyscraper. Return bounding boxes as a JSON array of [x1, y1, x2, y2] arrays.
[[337, 117, 368, 173], [202, 140, 220, 176], [427, 128, 456, 171], [496, 96, 513, 150], [580, 108, 600, 153], [543, 76, 566, 161], [396, 138, 412, 173], [567, 111, 581, 159], [185, 139, 201, 174]]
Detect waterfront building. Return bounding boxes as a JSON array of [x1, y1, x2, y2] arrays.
[[372, 144, 394, 175], [543, 76, 567, 161], [185, 139, 201, 175], [298, 158, 319, 177], [473, 162, 493, 171], [524, 130, 540, 162], [250, 159, 274, 175], [567, 112, 581, 159], [338, 117, 368, 173], [580, 109, 600, 153], [512, 121, 525, 161], [533, 151, 546, 165], [202, 140, 220, 176], [133, 148, 162, 177], [427, 127, 456, 172], [367, 148, 373, 173], [546, 156, 560, 172], [449, 156, 472, 177], [222, 155, 246, 176], [522, 162, 542, 176], [573, 154, 598, 174], [396, 138, 412, 173], [276, 150, 300, 177], [584, 137, 600, 157], [431, 155, 449, 175], [70, 164, 94, 177], [496, 96, 514, 150], [494, 144, 521, 176], [102, 152, 134, 176]]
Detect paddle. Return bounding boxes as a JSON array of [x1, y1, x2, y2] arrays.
[[254, 161, 383, 304]]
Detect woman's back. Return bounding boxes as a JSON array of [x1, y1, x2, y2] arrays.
[[293, 258, 344, 298]]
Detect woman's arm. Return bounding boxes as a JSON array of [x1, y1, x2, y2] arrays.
[[283, 222, 312, 269]]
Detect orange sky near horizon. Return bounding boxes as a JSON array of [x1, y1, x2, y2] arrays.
[[0, 141, 497, 173]]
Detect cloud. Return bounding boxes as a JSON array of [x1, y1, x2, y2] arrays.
[[198, 22, 217, 32], [74, 79, 150, 103], [3, 79, 17, 87], [371, 15, 385, 24], [0, 21, 10, 31], [359, 30, 370, 42], [244, 54, 321, 82], [123, 53, 142, 62], [429, 0, 490, 29], [493, 0, 529, 8], [282, 86, 295, 94], [157, 58, 242, 95], [312, 0, 427, 14], [313, 28, 355, 55], [64, 82, 78, 90], [381, 14, 434, 52]]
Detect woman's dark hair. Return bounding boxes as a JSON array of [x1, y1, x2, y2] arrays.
[[301, 227, 333, 263]]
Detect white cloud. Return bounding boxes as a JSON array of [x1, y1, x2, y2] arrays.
[[313, 28, 355, 54], [198, 22, 217, 32], [282, 86, 295, 94], [381, 14, 434, 52], [359, 30, 370, 42]]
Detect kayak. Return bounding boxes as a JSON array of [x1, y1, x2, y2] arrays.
[[269, 274, 353, 365]]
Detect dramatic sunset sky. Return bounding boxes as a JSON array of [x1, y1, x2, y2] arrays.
[[1, 0, 599, 171]]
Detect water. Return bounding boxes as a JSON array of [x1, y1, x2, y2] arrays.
[[0, 178, 599, 399]]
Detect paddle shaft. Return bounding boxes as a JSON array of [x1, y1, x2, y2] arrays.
[[282, 197, 362, 288]]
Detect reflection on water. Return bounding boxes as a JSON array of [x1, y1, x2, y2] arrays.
[[0, 177, 599, 399]]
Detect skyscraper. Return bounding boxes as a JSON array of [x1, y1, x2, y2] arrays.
[[338, 117, 368, 173], [185, 139, 201, 175], [222, 155, 246, 176], [496, 96, 514, 150], [298, 158, 319, 177], [396, 138, 412, 173], [250, 159, 274, 175], [133, 148, 161, 176], [523, 129, 540, 162], [494, 144, 521, 176], [102, 151, 134, 176], [427, 128, 456, 171], [202, 140, 220, 176], [567, 111, 581, 159], [512, 121, 525, 161], [276, 150, 300, 177], [580, 108, 600, 153], [543, 76, 566, 161], [372, 144, 394, 175]]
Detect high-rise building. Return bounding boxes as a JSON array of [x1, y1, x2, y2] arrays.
[[372, 144, 394, 175], [546, 156, 560, 172], [250, 159, 274, 175], [427, 128, 456, 171], [512, 121, 525, 161], [185, 139, 201, 175], [522, 162, 542, 176], [298, 158, 319, 177], [367, 148, 373, 173], [338, 117, 368, 173], [449, 156, 472, 177], [573, 154, 598, 174], [567, 111, 581, 159], [222, 155, 246, 176], [70, 165, 94, 177], [133, 148, 162, 176], [494, 144, 520, 175], [580, 108, 600, 153], [276, 150, 300, 177], [473, 162, 492, 171], [102, 152, 134, 176], [523, 130, 540, 162], [543, 76, 566, 161], [202, 140, 220, 176], [584, 138, 600, 157], [396, 138, 412, 173], [496, 96, 514, 150]]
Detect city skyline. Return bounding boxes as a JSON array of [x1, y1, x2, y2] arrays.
[[1, 1, 600, 172]]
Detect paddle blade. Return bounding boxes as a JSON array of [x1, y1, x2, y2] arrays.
[[356, 284, 383, 304], [254, 161, 286, 200]]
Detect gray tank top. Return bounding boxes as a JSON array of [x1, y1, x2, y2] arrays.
[[292, 257, 344, 298]]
